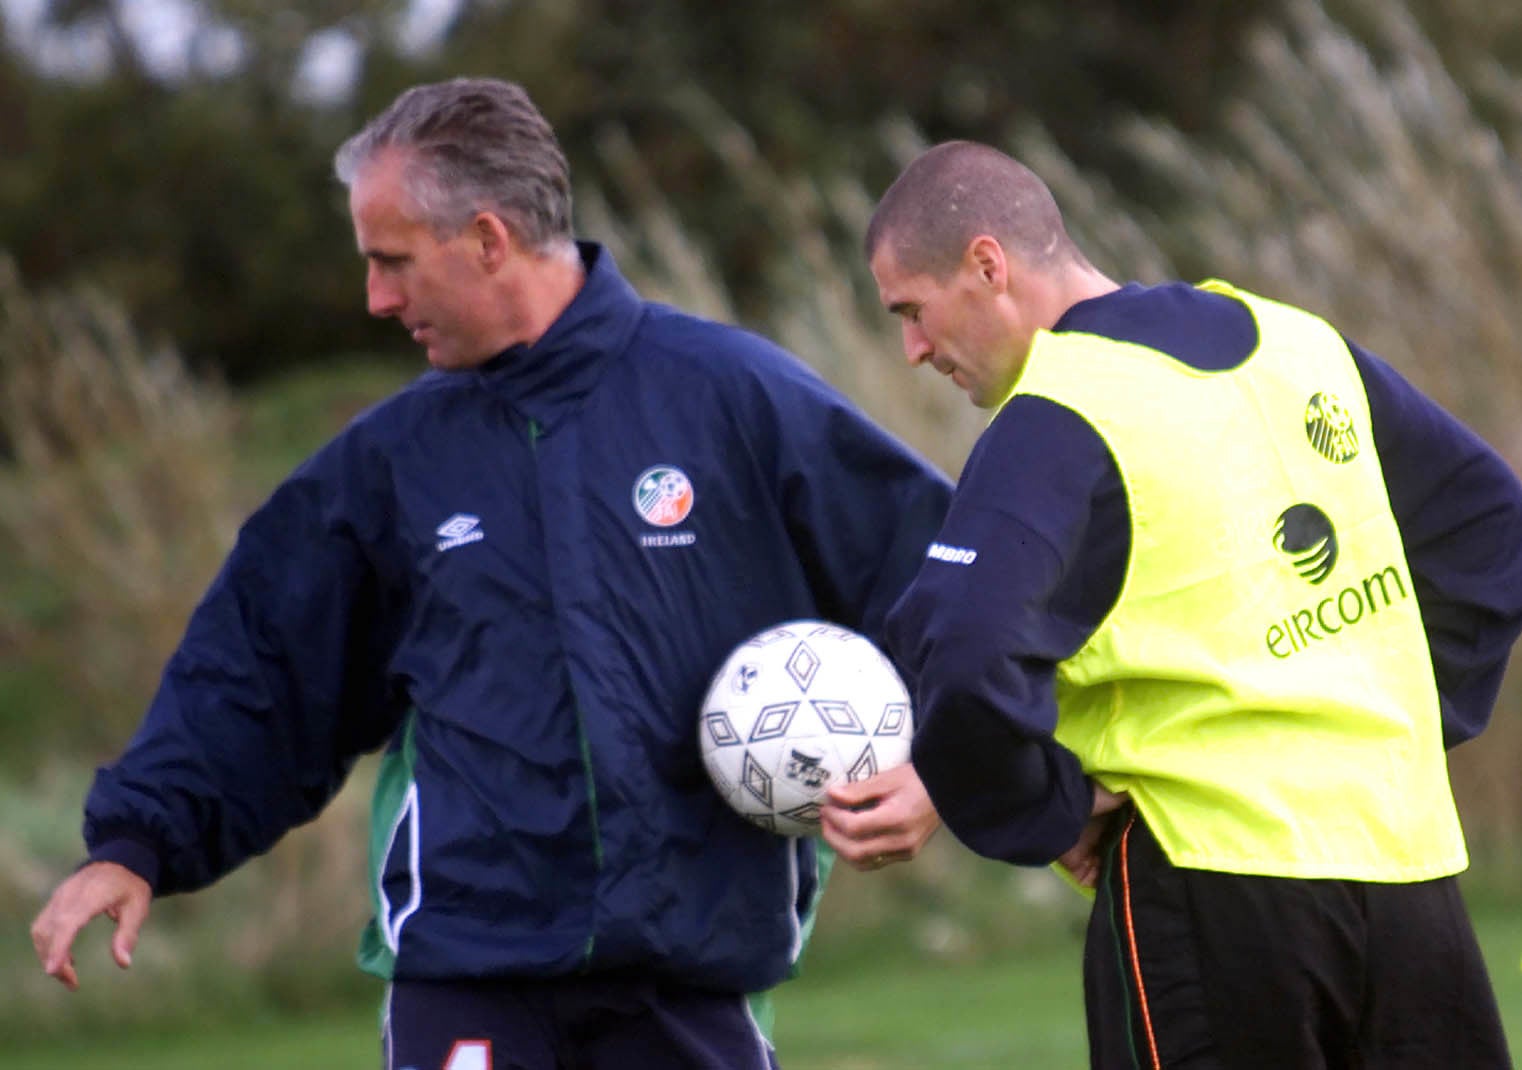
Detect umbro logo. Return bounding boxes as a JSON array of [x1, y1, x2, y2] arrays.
[[927, 542, 978, 565], [436, 513, 485, 552]]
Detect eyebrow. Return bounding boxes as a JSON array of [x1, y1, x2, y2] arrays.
[[886, 300, 917, 316]]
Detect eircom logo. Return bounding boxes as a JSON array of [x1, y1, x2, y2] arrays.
[[1263, 501, 1413, 659], [632, 465, 695, 527], [1272, 504, 1337, 585]]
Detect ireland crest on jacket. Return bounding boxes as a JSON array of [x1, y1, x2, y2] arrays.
[[633, 465, 695, 528]]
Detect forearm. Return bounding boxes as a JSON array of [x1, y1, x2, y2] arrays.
[[911, 691, 1092, 865]]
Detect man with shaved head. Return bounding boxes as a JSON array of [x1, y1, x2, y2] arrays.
[[867, 142, 1118, 409], [868, 140, 1522, 1067], [866, 142, 1072, 279]]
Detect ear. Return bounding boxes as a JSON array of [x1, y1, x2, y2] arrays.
[[965, 235, 1008, 292], [472, 211, 516, 272]]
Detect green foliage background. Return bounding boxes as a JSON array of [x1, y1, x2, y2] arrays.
[[0, 0, 1289, 381], [0, 0, 1519, 1053]]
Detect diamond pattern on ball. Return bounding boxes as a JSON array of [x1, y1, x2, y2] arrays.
[[875, 703, 909, 735], [748, 701, 800, 741], [785, 642, 821, 691], [847, 744, 879, 782], [741, 751, 773, 806], [747, 812, 778, 834], [811, 700, 866, 734], [746, 626, 797, 649], [781, 801, 822, 826], [703, 711, 742, 747]]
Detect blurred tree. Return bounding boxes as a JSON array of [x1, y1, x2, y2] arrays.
[[2, 0, 1449, 384], [0, 1, 409, 379], [2, 0, 1290, 377], [0, 73, 397, 379], [366, 0, 1286, 322], [42, 0, 150, 82], [1330, 0, 1522, 135]]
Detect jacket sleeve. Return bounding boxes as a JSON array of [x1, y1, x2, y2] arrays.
[[884, 397, 1118, 865], [83, 441, 407, 894], [767, 366, 954, 646], [1351, 341, 1522, 746]]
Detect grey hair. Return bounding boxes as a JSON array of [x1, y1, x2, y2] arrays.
[[335, 77, 574, 252]]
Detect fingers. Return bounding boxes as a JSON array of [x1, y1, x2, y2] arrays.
[[52, 956, 81, 992], [824, 762, 915, 809], [819, 785, 905, 841], [1058, 852, 1102, 889], [1057, 796, 1129, 890], [820, 764, 940, 871], [818, 806, 898, 869], [31, 862, 152, 990], [32, 896, 88, 991], [111, 890, 150, 970], [1091, 785, 1131, 817], [821, 828, 907, 872], [823, 778, 882, 811]]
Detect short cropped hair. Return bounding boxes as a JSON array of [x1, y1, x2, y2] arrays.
[[335, 77, 573, 251], [865, 141, 1076, 278]]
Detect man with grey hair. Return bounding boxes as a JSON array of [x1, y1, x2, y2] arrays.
[[867, 139, 1522, 1067], [32, 78, 952, 1068]]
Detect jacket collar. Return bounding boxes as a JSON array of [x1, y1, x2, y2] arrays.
[[473, 242, 644, 427]]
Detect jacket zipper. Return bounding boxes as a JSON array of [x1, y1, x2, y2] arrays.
[[528, 416, 605, 968]]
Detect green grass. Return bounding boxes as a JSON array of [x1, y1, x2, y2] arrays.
[[6, 909, 1517, 1070], [774, 942, 1087, 1069], [4, 1011, 383, 1070]]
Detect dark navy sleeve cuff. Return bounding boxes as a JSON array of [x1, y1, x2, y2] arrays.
[[88, 836, 163, 892]]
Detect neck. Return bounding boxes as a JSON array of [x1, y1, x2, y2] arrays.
[[495, 245, 588, 351], [1058, 264, 1121, 315]]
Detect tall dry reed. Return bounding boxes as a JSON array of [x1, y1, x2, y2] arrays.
[[0, 262, 375, 1040]]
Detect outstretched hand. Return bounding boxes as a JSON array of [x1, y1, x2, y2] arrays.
[[1056, 784, 1130, 889], [31, 861, 152, 991], [819, 763, 940, 871]]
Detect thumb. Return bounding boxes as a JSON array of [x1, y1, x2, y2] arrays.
[[826, 777, 879, 808]]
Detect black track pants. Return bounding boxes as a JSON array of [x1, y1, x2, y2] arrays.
[[1083, 809, 1512, 1069]]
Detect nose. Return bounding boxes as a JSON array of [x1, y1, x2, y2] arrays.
[[366, 263, 404, 319], [902, 320, 933, 367]]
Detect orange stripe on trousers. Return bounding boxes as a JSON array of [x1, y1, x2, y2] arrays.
[[1119, 814, 1162, 1070]]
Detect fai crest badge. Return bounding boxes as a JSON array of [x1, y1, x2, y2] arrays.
[[1305, 392, 1359, 463], [633, 465, 695, 528]]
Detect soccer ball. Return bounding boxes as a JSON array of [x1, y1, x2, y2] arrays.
[[699, 620, 914, 837]]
